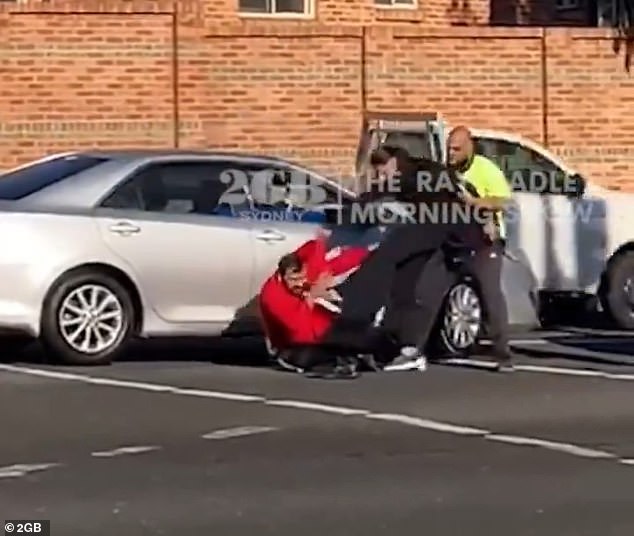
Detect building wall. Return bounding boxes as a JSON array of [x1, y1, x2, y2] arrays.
[[0, 0, 632, 190]]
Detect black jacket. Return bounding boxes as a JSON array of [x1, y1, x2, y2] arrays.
[[357, 157, 488, 250]]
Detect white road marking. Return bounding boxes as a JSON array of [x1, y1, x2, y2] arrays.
[[367, 414, 490, 436], [485, 434, 616, 459], [0, 364, 632, 467], [265, 399, 369, 416], [86, 378, 174, 392], [440, 359, 634, 381], [515, 365, 634, 381], [171, 388, 264, 402], [479, 338, 549, 345], [441, 358, 498, 368], [0, 463, 60, 479], [202, 426, 278, 440], [91, 446, 161, 458]]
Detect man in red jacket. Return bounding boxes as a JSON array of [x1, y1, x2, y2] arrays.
[[259, 234, 372, 377]]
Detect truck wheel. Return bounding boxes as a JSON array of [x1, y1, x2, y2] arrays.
[[40, 270, 135, 365], [602, 252, 634, 330]]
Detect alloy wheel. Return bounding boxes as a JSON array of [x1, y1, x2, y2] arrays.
[[443, 283, 482, 350], [57, 284, 124, 354]]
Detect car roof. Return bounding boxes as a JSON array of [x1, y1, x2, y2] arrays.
[[53, 148, 303, 164], [4, 149, 358, 210]]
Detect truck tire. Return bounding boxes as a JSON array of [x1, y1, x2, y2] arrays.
[[602, 252, 634, 330]]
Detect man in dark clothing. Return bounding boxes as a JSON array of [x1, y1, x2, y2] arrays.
[[322, 146, 488, 370]]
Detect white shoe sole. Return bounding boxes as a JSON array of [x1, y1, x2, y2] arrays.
[[276, 357, 304, 374], [383, 357, 427, 372]]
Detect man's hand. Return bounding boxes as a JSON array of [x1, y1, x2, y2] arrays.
[[456, 188, 477, 205], [309, 271, 336, 300], [482, 219, 498, 242], [316, 227, 332, 240]]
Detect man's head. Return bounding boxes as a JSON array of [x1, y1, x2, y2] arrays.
[[370, 145, 413, 182], [277, 253, 308, 296], [447, 126, 475, 170]]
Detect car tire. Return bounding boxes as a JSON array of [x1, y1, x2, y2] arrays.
[[432, 280, 483, 358], [602, 251, 634, 330], [40, 270, 135, 365]]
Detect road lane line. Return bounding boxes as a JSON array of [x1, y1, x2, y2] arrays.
[[202, 426, 278, 440], [515, 364, 634, 381], [438, 359, 634, 380], [366, 414, 490, 436], [91, 446, 161, 458], [0, 364, 632, 467], [0, 463, 61, 479], [485, 434, 616, 459], [172, 387, 264, 402], [86, 378, 175, 392], [265, 399, 369, 416]]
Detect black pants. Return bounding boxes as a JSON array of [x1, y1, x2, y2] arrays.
[[382, 248, 458, 351], [467, 240, 510, 355], [279, 336, 395, 371], [322, 223, 459, 348]]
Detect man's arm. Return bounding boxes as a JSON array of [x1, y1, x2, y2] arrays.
[[325, 247, 370, 276], [461, 162, 512, 210]]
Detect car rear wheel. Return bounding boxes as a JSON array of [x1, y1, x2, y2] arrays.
[[41, 270, 135, 365], [602, 251, 634, 330], [436, 282, 483, 357]]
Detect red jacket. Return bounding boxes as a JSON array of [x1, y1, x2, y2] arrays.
[[259, 237, 370, 350]]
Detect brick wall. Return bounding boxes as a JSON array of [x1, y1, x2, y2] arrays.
[[0, 0, 632, 190]]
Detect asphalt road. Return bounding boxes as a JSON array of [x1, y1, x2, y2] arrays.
[[1, 336, 634, 536]]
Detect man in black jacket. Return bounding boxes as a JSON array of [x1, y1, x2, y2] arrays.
[[322, 146, 489, 371]]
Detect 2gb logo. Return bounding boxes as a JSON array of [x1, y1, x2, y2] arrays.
[[218, 168, 328, 207]]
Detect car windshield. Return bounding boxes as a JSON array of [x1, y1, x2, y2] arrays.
[[0, 154, 109, 200]]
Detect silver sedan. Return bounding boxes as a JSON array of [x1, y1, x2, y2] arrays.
[[0, 150, 539, 365]]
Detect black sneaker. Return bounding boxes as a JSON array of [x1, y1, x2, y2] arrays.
[[356, 353, 381, 372], [303, 358, 359, 379], [333, 356, 360, 379]]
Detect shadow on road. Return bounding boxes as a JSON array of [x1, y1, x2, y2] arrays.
[[509, 325, 634, 370], [0, 336, 272, 368]]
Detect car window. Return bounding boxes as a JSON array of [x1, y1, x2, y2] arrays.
[[232, 163, 340, 211], [474, 137, 569, 195], [0, 155, 109, 200], [101, 159, 344, 219], [382, 131, 433, 160], [101, 161, 234, 215]]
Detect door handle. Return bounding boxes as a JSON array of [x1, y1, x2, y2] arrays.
[[256, 229, 286, 242], [108, 221, 141, 235]]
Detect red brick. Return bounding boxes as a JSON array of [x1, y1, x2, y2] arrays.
[[0, 0, 632, 191]]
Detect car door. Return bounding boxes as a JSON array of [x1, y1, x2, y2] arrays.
[[232, 163, 339, 292], [475, 136, 599, 291], [93, 160, 254, 325]]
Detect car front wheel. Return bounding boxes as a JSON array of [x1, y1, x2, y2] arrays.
[[40, 270, 135, 365], [436, 282, 483, 357]]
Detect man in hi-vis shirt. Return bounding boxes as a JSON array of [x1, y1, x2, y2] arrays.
[[447, 126, 515, 371]]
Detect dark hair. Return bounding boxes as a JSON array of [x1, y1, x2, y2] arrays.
[[277, 253, 303, 275], [370, 145, 416, 175]]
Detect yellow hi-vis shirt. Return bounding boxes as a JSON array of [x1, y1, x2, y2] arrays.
[[462, 155, 512, 240]]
